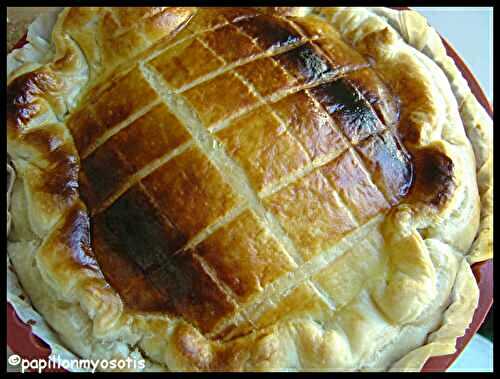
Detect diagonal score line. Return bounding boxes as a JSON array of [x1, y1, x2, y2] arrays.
[[183, 203, 248, 251], [287, 18, 403, 207], [66, 13, 261, 114], [197, 38, 342, 318], [307, 279, 338, 312], [139, 63, 308, 311], [215, 24, 362, 316], [193, 253, 241, 307], [141, 13, 261, 66], [81, 99, 162, 160], [200, 23, 378, 324], [87, 69, 366, 219], [197, 37, 307, 267], [91, 140, 193, 216], [257, 147, 349, 198], [294, 29, 394, 208], [277, 19, 393, 217], [89, 16, 398, 338], [174, 36, 321, 94], [211, 214, 385, 341], [135, 180, 242, 305], [225, 21, 362, 227], [198, 37, 344, 320], [304, 88, 393, 208], [200, 27, 363, 333], [286, 17, 387, 125], [205, 71, 355, 134]]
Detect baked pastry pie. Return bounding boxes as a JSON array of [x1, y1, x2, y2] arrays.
[[6, 7, 493, 371]]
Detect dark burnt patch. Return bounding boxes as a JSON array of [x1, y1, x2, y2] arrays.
[[80, 143, 132, 212], [310, 79, 361, 113], [409, 147, 456, 208], [356, 131, 414, 205], [146, 251, 236, 333], [310, 79, 384, 144], [92, 184, 235, 331], [234, 14, 302, 50], [342, 69, 401, 129], [93, 184, 186, 311], [92, 210, 170, 312], [99, 185, 186, 272], [274, 42, 334, 84]]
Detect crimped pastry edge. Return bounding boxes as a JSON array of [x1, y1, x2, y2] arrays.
[[6, 8, 95, 372], [365, 7, 493, 370], [367, 7, 492, 266], [6, 8, 160, 372]]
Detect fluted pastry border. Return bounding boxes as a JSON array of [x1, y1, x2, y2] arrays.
[[362, 7, 493, 370]]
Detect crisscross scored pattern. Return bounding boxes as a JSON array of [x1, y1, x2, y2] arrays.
[[67, 8, 412, 340]]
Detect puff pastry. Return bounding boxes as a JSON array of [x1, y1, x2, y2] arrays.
[[6, 7, 493, 371]]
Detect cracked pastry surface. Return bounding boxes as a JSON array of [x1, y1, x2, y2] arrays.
[[7, 7, 492, 371]]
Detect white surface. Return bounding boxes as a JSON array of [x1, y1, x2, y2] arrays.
[[448, 334, 494, 372], [413, 7, 493, 102]]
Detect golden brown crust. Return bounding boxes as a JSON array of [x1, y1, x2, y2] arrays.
[[368, 7, 492, 264], [7, 6, 491, 372]]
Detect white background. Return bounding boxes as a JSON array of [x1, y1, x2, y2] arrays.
[[414, 7, 493, 102]]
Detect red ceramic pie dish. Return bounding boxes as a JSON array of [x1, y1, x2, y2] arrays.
[[6, 15, 493, 373]]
